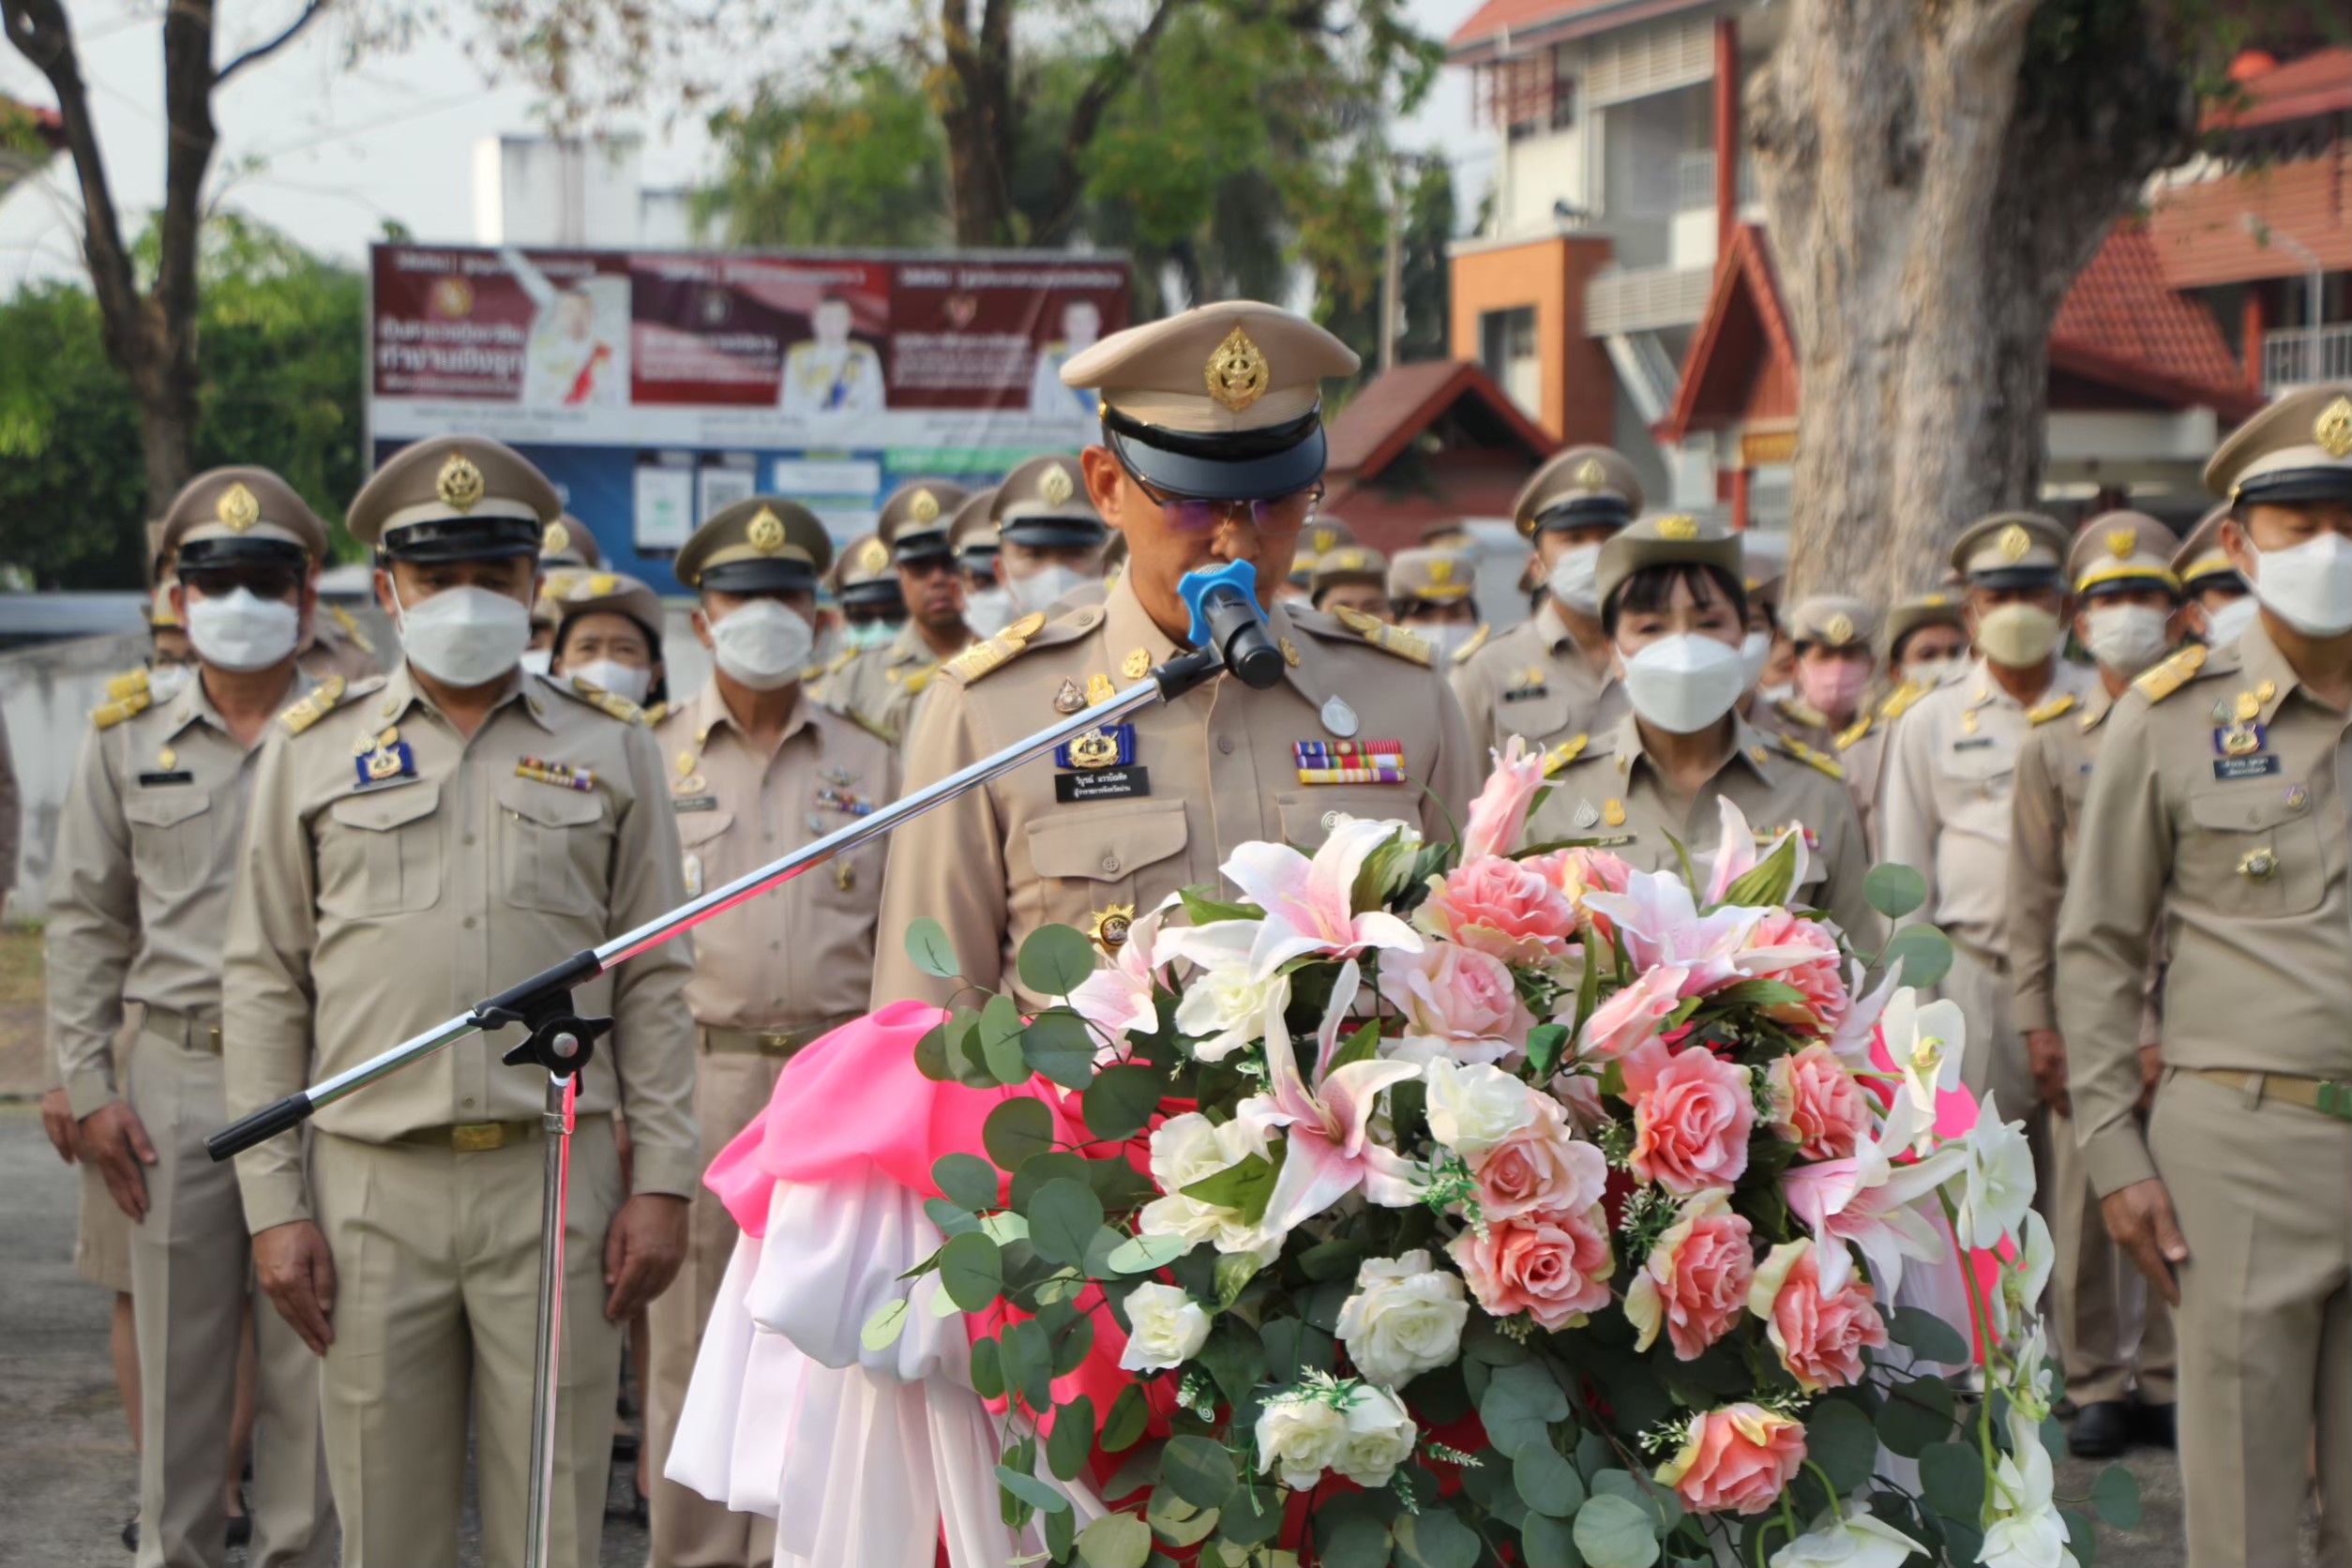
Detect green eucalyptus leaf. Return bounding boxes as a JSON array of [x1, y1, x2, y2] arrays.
[[969, 1335, 1005, 1399], [980, 992, 1030, 1085], [1521, 1510, 1581, 1568], [996, 1463, 1071, 1515], [1047, 1395, 1097, 1482], [1321, 1516, 1392, 1568], [1159, 1436, 1237, 1512], [1012, 1151, 1093, 1214], [1479, 1362, 1569, 1455], [860, 1298, 910, 1352], [1030, 1178, 1108, 1268], [1571, 1494, 1659, 1568], [1515, 1442, 1586, 1517], [933, 1153, 1001, 1213], [922, 1197, 982, 1238], [1101, 1382, 1150, 1453], [904, 916, 958, 979], [983, 1098, 1057, 1172], [939, 1231, 1004, 1312], [1024, 1008, 1100, 1090], [913, 1021, 955, 1081], [2090, 1462, 2141, 1529], [1107, 1231, 1190, 1274], [1075, 1512, 1152, 1568], [1883, 923, 1954, 989], [1391, 1507, 1480, 1568], [1864, 862, 1927, 919], [1918, 1440, 1986, 1525], [1889, 1305, 1971, 1364], [1083, 1064, 1164, 1142], [1876, 1374, 1958, 1457], [1020, 923, 1102, 997], [1806, 1398, 1877, 1492]]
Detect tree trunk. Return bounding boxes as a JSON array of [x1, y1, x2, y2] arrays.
[[939, 0, 1017, 244], [1748, 0, 2194, 605]]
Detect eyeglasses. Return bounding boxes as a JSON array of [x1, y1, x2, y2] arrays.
[[1118, 460, 1323, 539]]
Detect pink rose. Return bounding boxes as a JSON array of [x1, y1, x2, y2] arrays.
[[1520, 848, 1635, 938], [1473, 1096, 1609, 1222], [1656, 1405, 1805, 1515], [1463, 734, 1547, 862], [1419, 855, 1578, 963], [1765, 1044, 1870, 1161], [1623, 1192, 1755, 1360], [1740, 909, 1850, 1033], [1578, 966, 1690, 1063], [1448, 1205, 1613, 1330], [1748, 1240, 1887, 1393], [1378, 942, 1533, 1063], [1630, 1047, 1756, 1197]]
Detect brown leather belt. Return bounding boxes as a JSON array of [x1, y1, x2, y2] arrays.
[[144, 1006, 223, 1053], [394, 1112, 611, 1153], [2179, 1067, 2352, 1123], [701, 1018, 855, 1059]]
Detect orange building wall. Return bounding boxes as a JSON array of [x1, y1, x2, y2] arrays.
[[1448, 235, 1618, 445], [2150, 148, 2351, 288]]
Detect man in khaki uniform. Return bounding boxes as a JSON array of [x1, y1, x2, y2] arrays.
[[872, 301, 1479, 1008], [1528, 517, 1875, 942], [1751, 596, 1879, 753], [994, 452, 1114, 621], [1450, 445, 1639, 756], [1880, 513, 2094, 1116], [1388, 546, 1485, 665], [1285, 517, 1357, 604], [645, 499, 897, 1565], [2008, 513, 2181, 1458], [807, 534, 902, 701], [2173, 503, 2255, 647], [1833, 587, 1970, 848], [825, 482, 976, 738], [222, 436, 698, 1568], [2061, 383, 2352, 1567], [51, 468, 338, 1568], [1310, 545, 1390, 618], [953, 489, 1013, 639]]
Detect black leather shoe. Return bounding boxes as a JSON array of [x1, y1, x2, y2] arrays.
[[2069, 1399, 2132, 1458], [121, 1514, 138, 1553], [2132, 1400, 2177, 1450], [225, 1512, 252, 1549]]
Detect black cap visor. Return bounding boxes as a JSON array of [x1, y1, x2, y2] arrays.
[[176, 535, 310, 570], [2182, 566, 2247, 592], [889, 529, 953, 564], [1530, 495, 1634, 534], [1967, 565, 2066, 591], [382, 516, 544, 563], [837, 580, 907, 611], [1102, 404, 1326, 502], [700, 559, 819, 595], [2235, 470, 2352, 507], [2081, 574, 2179, 601], [1000, 516, 1110, 550]]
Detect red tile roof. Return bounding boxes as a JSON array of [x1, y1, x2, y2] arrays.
[[1324, 359, 1558, 478], [2148, 146, 2352, 288], [2209, 47, 2352, 131], [1447, 0, 1709, 60]]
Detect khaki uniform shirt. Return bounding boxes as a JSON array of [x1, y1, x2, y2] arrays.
[[871, 577, 1481, 1009], [2058, 620, 2352, 1195], [1749, 696, 1837, 756], [825, 622, 957, 741], [1450, 600, 1627, 762], [1878, 656, 2098, 959], [222, 665, 699, 1233], [1531, 712, 1877, 944], [47, 670, 309, 1120], [654, 684, 898, 1032]]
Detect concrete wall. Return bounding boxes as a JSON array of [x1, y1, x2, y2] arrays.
[[3, 632, 148, 923]]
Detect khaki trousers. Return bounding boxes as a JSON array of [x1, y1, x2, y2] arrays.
[[77, 1023, 137, 1292], [2048, 1103, 2176, 1406], [310, 1120, 626, 1568], [646, 1049, 785, 1567], [128, 1030, 335, 1568], [2148, 1068, 2351, 1568]]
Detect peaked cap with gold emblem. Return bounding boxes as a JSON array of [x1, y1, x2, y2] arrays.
[[158, 467, 327, 570], [1785, 595, 1879, 649], [1596, 513, 1744, 611], [1389, 546, 1476, 606], [950, 487, 1002, 570], [1290, 515, 1359, 586], [2171, 503, 2241, 593], [677, 495, 833, 595], [1511, 445, 1643, 539], [540, 513, 603, 568], [877, 478, 971, 564], [1950, 510, 2069, 589], [828, 532, 906, 610], [2205, 380, 2352, 505], [1310, 546, 1389, 596], [1885, 584, 1968, 657], [991, 453, 1109, 550], [1061, 300, 1360, 501], [547, 569, 668, 645], [2067, 509, 2180, 598], [146, 580, 184, 630], [348, 435, 559, 560]]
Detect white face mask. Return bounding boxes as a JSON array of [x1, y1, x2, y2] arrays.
[[567, 657, 652, 704], [1416, 622, 1479, 660], [186, 588, 300, 672], [1006, 563, 1093, 618], [2202, 594, 2258, 647], [520, 647, 554, 676], [844, 618, 899, 651], [394, 584, 532, 688], [1738, 629, 1772, 690], [1974, 603, 2062, 669], [963, 586, 1015, 641], [1904, 656, 1965, 690], [1546, 543, 1603, 617], [2245, 533, 2352, 637], [2080, 604, 2172, 676], [1618, 633, 1747, 734], [147, 663, 194, 701], [711, 598, 815, 691]]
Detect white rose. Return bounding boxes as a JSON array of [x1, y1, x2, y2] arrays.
[[1138, 1113, 1285, 1265], [1166, 928, 1289, 1063], [1768, 1503, 1922, 1568], [1423, 1059, 1535, 1160], [1334, 1250, 1470, 1389], [1119, 1282, 1211, 1372], [1253, 1395, 1349, 1490], [1331, 1383, 1417, 1488]]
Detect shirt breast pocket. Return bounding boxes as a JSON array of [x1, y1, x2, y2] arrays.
[[2180, 789, 2323, 918], [1025, 803, 1190, 937], [496, 776, 610, 917], [674, 808, 733, 897], [322, 783, 444, 917], [1274, 791, 1413, 852], [1495, 687, 1573, 746], [123, 789, 214, 893]]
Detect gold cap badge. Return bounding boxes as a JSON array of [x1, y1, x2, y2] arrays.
[[2106, 528, 2136, 559], [1656, 515, 1699, 540], [2316, 395, 2352, 460], [1574, 458, 1608, 490], [858, 538, 890, 573], [437, 450, 486, 512], [1922, 593, 1950, 607], [1040, 463, 1074, 505], [1997, 523, 2031, 562], [910, 488, 941, 526], [747, 506, 787, 553], [216, 481, 260, 533], [1428, 558, 1454, 585], [544, 520, 570, 555], [1826, 611, 1855, 643], [1204, 325, 1271, 413]]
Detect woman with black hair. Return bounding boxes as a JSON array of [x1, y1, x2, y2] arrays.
[[549, 571, 671, 720]]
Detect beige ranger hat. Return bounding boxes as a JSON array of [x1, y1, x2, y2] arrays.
[[1785, 595, 1880, 649], [348, 436, 559, 560], [1290, 516, 1359, 586], [547, 570, 667, 642], [1885, 586, 1968, 657], [1310, 545, 1388, 597], [1062, 299, 1359, 500], [2172, 503, 2242, 593], [1596, 513, 1744, 611], [1511, 445, 1643, 539], [828, 532, 905, 611], [157, 467, 328, 571], [991, 454, 1108, 550], [1949, 510, 2071, 589], [2068, 510, 2181, 598], [876, 479, 970, 564], [539, 514, 603, 568], [950, 488, 1001, 573], [2205, 381, 2352, 505], [1389, 547, 1476, 606], [676, 497, 832, 595]]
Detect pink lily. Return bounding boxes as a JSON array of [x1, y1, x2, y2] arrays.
[[1780, 1093, 1966, 1296], [1067, 897, 1175, 1058], [1235, 960, 1423, 1231], [1581, 869, 1768, 996], [1220, 815, 1425, 982], [1462, 734, 1548, 862], [1700, 795, 1813, 907]]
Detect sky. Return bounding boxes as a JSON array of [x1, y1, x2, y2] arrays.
[[0, 0, 1485, 296]]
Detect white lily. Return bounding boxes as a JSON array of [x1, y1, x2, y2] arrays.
[[1956, 1093, 2036, 1251], [1981, 1411, 2078, 1568], [1770, 1502, 1924, 1568], [1881, 988, 1968, 1130]]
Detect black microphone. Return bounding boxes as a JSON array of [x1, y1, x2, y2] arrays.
[[1179, 563, 1287, 689]]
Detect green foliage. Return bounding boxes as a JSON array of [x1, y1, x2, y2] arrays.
[[1863, 863, 1928, 920], [1882, 923, 1955, 990], [1571, 1493, 1658, 1568], [904, 917, 959, 980]]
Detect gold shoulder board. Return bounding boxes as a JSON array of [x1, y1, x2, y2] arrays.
[[1878, 681, 1925, 720], [1834, 712, 1873, 751], [903, 666, 937, 696], [91, 690, 151, 731], [1333, 605, 1433, 667], [2027, 693, 2076, 726], [2079, 705, 2107, 732], [640, 701, 668, 727], [945, 611, 1049, 686], [1776, 734, 1845, 780], [565, 674, 643, 723], [105, 667, 150, 702], [842, 707, 898, 746], [1542, 733, 1590, 776], [277, 673, 350, 735], [1450, 623, 1492, 665], [1776, 696, 1830, 729], [2133, 642, 2208, 703], [826, 647, 858, 674]]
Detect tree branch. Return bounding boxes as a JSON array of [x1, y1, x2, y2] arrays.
[[0, 0, 143, 352], [1033, 0, 1192, 245], [215, 0, 333, 87]]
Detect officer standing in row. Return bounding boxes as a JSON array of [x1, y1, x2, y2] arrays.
[[50, 468, 338, 1568], [1284, 517, 1358, 605], [1880, 512, 2094, 1115], [953, 490, 1012, 640], [828, 481, 976, 738], [2060, 384, 2352, 1568], [1751, 596, 1880, 753], [807, 534, 903, 700], [1388, 546, 1484, 663], [1310, 545, 1391, 618], [995, 452, 1115, 620], [1833, 587, 1970, 848], [2008, 512, 2181, 1459], [1451, 445, 1640, 757], [643, 498, 896, 1567], [222, 436, 699, 1568], [2173, 503, 2254, 646], [1530, 516, 1874, 942], [870, 302, 1478, 1007]]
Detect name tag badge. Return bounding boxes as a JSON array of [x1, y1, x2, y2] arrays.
[[671, 794, 720, 813], [1952, 737, 1997, 751], [1056, 766, 1151, 803], [2211, 755, 2282, 780], [1588, 833, 1638, 849], [1501, 686, 1549, 703], [136, 771, 193, 787]]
